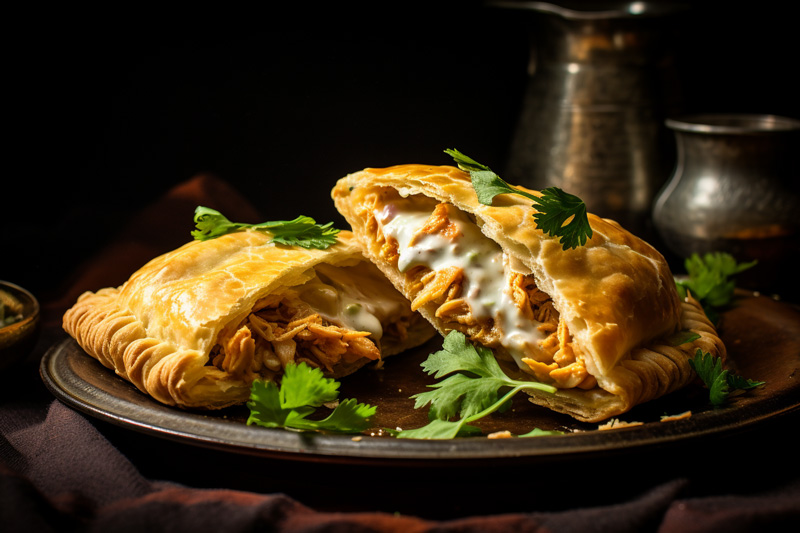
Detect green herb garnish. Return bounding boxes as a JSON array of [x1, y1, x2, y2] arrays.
[[530, 188, 594, 250], [192, 206, 340, 249], [675, 252, 757, 323], [445, 148, 593, 250], [396, 331, 557, 439], [246, 362, 376, 434], [518, 427, 565, 437], [689, 349, 764, 406], [666, 330, 701, 347]]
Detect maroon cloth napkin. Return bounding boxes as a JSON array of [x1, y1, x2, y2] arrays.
[[2, 175, 799, 532]]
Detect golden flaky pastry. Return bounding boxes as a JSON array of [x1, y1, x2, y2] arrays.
[[63, 230, 435, 409], [332, 164, 726, 422]]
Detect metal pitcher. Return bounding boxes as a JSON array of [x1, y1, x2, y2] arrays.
[[495, 1, 687, 233], [653, 113, 800, 293]]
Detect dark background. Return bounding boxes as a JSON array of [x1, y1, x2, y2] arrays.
[[6, 1, 798, 301]]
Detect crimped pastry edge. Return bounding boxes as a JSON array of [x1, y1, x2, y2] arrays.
[[63, 287, 251, 409], [522, 295, 725, 422]]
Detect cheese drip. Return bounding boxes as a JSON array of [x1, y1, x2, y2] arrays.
[[213, 261, 415, 380], [377, 201, 550, 369], [295, 262, 410, 341]]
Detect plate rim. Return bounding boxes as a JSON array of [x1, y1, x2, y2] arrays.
[[39, 335, 800, 466]]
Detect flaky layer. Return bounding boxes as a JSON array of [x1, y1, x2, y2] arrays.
[[63, 230, 434, 409], [515, 295, 725, 421], [64, 287, 248, 407]]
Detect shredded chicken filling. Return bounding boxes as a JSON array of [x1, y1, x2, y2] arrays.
[[363, 190, 596, 390], [209, 276, 412, 381]]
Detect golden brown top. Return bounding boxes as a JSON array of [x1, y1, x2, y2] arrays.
[[332, 164, 682, 383], [115, 230, 366, 359]]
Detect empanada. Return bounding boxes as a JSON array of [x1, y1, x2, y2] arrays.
[[62, 230, 435, 409], [332, 164, 726, 422]]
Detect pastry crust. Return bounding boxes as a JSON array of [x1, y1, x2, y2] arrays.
[[332, 164, 726, 422], [63, 230, 435, 409]]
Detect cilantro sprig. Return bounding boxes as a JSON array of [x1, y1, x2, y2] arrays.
[[675, 252, 757, 323], [192, 206, 340, 249], [246, 362, 376, 434], [689, 349, 764, 406], [396, 331, 558, 439], [445, 148, 593, 250], [666, 329, 701, 347]]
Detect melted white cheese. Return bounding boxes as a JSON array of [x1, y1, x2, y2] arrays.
[[378, 201, 549, 367], [295, 262, 409, 341]]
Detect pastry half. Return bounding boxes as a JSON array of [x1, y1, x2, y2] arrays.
[[332, 164, 726, 422], [63, 230, 435, 409]]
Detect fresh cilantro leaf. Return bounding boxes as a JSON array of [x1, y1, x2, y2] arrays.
[[191, 206, 243, 240], [265, 217, 340, 249], [470, 170, 535, 205], [688, 349, 764, 407], [413, 372, 506, 422], [309, 398, 377, 434], [396, 331, 557, 439], [666, 330, 701, 347], [518, 428, 565, 437], [445, 148, 539, 205], [445, 148, 592, 250], [246, 362, 375, 434], [413, 332, 520, 421], [531, 187, 593, 250], [393, 418, 483, 440], [726, 373, 765, 391], [708, 370, 731, 406], [688, 349, 730, 406], [278, 361, 340, 409], [422, 328, 510, 381], [444, 148, 493, 173], [676, 252, 756, 323], [191, 206, 340, 249], [246, 380, 295, 428]]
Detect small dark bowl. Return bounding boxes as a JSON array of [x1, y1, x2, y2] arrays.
[[0, 281, 41, 371]]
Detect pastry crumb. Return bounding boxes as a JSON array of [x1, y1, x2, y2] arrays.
[[660, 410, 692, 422], [598, 418, 644, 430]]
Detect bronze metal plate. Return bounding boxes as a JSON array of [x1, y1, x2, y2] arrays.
[[40, 292, 800, 466]]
